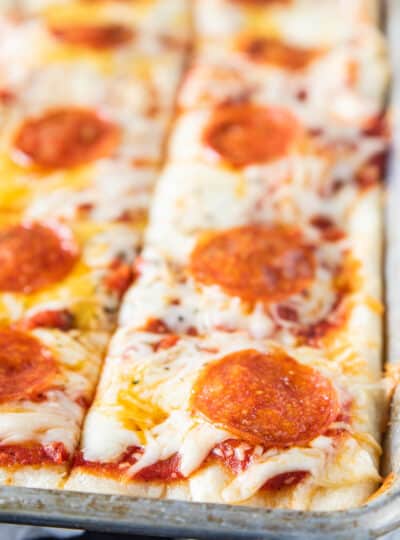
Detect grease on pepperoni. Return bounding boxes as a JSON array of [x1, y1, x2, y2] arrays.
[[50, 23, 134, 49], [189, 225, 315, 304], [14, 107, 120, 169], [237, 36, 322, 70], [0, 222, 78, 294], [192, 349, 338, 448], [203, 104, 302, 167], [0, 328, 58, 404]]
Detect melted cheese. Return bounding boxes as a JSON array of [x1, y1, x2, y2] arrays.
[[24, 162, 154, 224], [194, 0, 379, 45], [0, 397, 81, 453], [81, 409, 140, 462], [190, 24, 388, 119]]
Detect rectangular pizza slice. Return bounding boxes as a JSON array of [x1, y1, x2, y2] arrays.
[[0, 7, 188, 106], [108, 0, 387, 510], [0, 11, 187, 222], [0, 28, 186, 165], [66, 329, 383, 510], [120, 65, 386, 375], [0, 216, 139, 332], [0, 327, 108, 488], [120, 168, 383, 379]]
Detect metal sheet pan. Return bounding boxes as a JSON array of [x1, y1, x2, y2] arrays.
[[0, 1, 399, 538]]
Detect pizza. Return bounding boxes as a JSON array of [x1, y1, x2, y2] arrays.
[[70, 0, 387, 509], [0, 0, 390, 513], [66, 330, 384, 510], [0, 326, 107, 488]]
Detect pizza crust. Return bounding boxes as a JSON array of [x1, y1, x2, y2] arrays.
[[66, 454, 380, 511], [0, 465, 67, 489]]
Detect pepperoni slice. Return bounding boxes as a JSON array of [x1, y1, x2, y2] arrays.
[[14, 107, 120, 169], [0, 328, 58, 404], [203, 104, 301, 167], [189, 225, 315, 304], [192, 349, 338, 448], [50, 23, 134, 49], [0, 222, 78, 294], [237, 36, 321, 70]]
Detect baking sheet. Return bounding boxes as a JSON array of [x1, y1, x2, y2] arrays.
[[1, 481, 400, 540], [0, 1, 399, 538]]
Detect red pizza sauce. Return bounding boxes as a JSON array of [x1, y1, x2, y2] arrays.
[[74, 447, 183, 482], [0, 442, 69, 466], [104, 259, 134, 300]]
